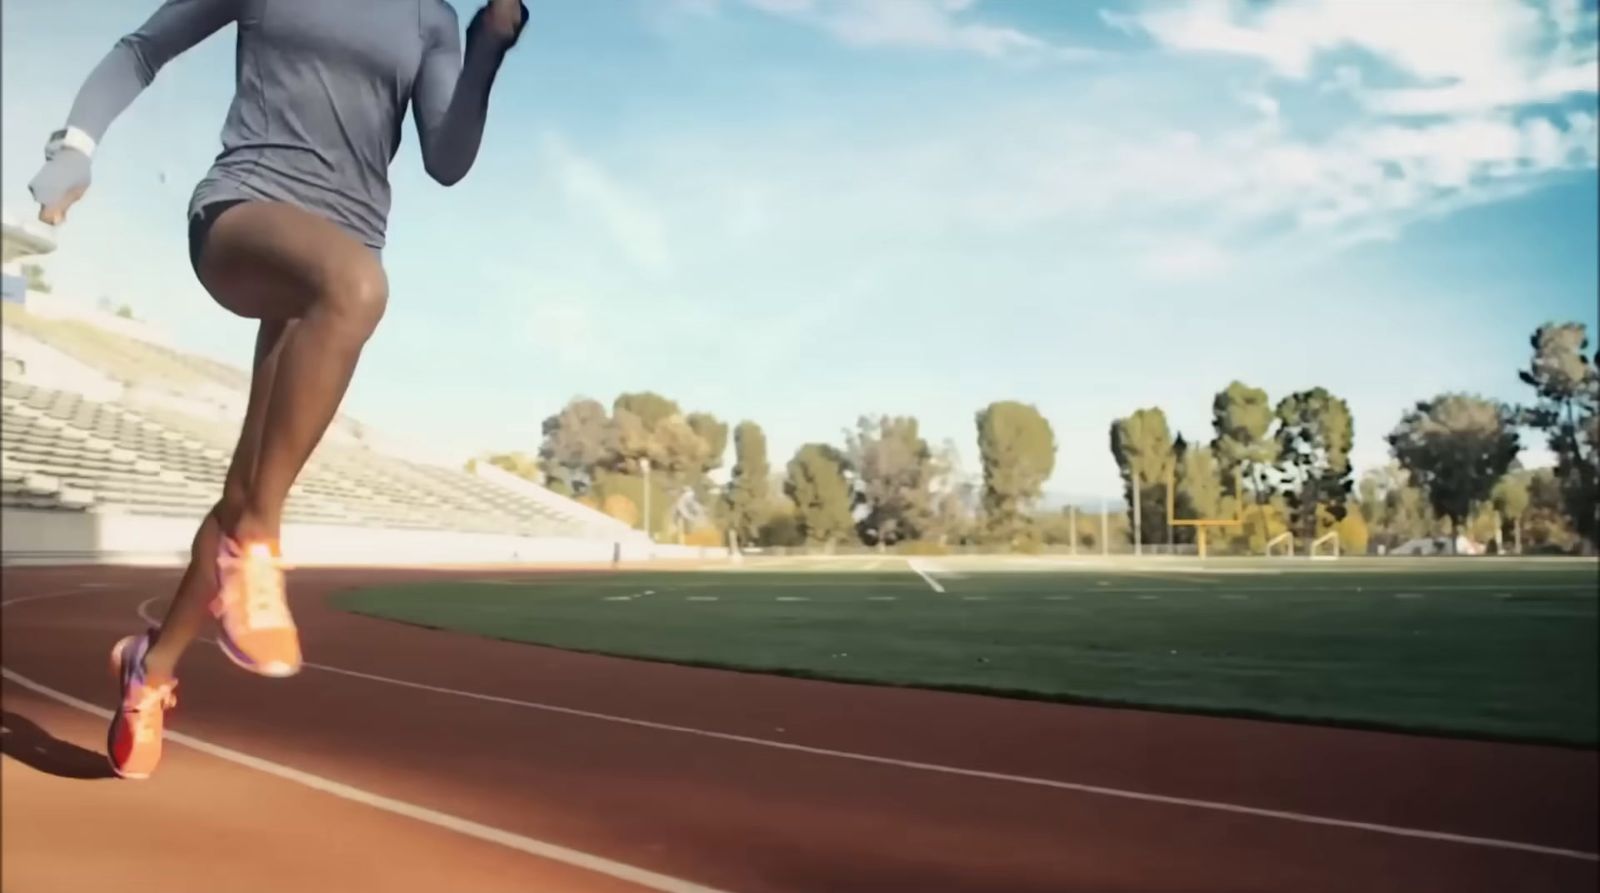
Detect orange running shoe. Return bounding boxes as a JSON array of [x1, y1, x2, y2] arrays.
[[211, 535, 301, 677], [107, 631, 178, 780]]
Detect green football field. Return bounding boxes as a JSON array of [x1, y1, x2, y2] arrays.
[[331, 556, 1599, 746]]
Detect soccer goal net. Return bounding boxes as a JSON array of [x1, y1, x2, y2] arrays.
[[1266, 532, 1294, 557], [1310, 531, 1341, 561]]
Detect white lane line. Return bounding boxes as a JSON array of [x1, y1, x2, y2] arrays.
[[775, 596, 809, 602], [1, 588, 119, 607], [686, 596, 719, 602], [1395, 593, 1424, 600], [122, 599, 1600, 863], [866, 596, 897, 602], [1044, 596, 1073, 602], [906, 559, 945, 593], [960, 596, 990, 602], [0, 668, 735, 893]]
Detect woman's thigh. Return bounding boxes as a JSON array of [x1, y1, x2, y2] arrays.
[[192, 201, 387, 321]]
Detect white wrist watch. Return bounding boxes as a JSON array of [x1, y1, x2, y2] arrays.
[[45, 126, 96, 161]]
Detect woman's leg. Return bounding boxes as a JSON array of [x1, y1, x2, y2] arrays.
[[153, 200, 386, 678], [199, 201, 388, 543], [141, 319, 295, 682], [108, 200, 386, 776]]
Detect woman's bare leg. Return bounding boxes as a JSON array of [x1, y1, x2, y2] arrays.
[[141, 319, 295, 682], [197, 201, 388, 545], [142, 200, 386, 678]]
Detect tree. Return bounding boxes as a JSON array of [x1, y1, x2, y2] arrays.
[[484, 451, 540, 482], [687, 412, 729, 478], [758, 502, 806, 548], [1108, 408, 1175, 549], [1358, 463, 1440, 551], [1332, 508, 1369, 556], [724, 421, 771, 547], [1387, 394, 1519, 542], [785, 443, 856, 549], [846, 415, 937, 548], [538, 398, 612, 496], [20, 263, 50, 294], [1491, 471, 1532, 554], [613, 392, 681, 433], [975, 401, 1057, 547], [1517, 322, 1599, 547], [926, 439, 977, 546], [1211, 381, 1280, 503], [1275, 387, 1355, 547], [1172, 435, 1223, 545], [1525, 467, 1581, 552], [592, 469, 671, 535], [606, 394, 676, 475], [601, 493, 640, 528]]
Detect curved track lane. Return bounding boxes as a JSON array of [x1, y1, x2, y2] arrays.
[[3, 565, 1595, 892]]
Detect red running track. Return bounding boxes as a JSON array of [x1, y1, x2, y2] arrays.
[[2, 565, 1596, 892]]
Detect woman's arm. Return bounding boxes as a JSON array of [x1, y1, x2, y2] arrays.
[[67, 0, 240, 145], [412, 0, 529, 187], [31, 0, 239, 221]]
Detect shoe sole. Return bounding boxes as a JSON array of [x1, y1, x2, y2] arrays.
[[215, 624, 301, 678], [107, 636, 150, 781]]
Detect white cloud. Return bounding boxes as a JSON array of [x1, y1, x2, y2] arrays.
[[736, 0, 1098, 60], [1142, 238, 1233, 281], [1119, 0, 1599, 115], [523, 297, 610, 369], [543, 135, 673, 275], [1065, 1, 1597, 261]]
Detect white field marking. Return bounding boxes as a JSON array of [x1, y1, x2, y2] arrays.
[[686, 596, 719, 602], [119, 602, 1600, 864], [1044, 596, 1074, 601], [774, 596, 809, 602], [0, 588, 118, 607], [1395, 593, 1424, 600], [960, 596, 990, 602], [0, 669, 736, 893], [1220, 594, 1249, 601], [603, 596, 634, 602], [906, 559, 945, 593], [1137, 595, 1160, 601], [866, 596, 897, 602]]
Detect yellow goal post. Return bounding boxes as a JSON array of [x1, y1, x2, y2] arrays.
[[1166, 466, 1245, 560]]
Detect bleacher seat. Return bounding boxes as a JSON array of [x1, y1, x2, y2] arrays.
[[1, 379, 624, 536], [2, 301, 631, 540]]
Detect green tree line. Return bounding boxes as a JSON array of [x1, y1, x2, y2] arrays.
[[476, 320, 1597, 555]]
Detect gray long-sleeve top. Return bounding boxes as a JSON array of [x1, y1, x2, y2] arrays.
[[55, 0, 526, 250]]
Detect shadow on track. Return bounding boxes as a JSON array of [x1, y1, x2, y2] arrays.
[[1, 710, 114, 780]]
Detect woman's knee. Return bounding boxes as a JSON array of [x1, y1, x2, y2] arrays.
[[316, 258, 388, 338]]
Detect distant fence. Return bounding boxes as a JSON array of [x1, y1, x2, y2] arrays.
[[1, 507, 727, 567]]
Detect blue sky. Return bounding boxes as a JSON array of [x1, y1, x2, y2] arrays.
[[4, 0, 1597, 500]]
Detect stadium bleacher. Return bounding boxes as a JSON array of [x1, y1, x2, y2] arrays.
[[1, 298, 635, 551]]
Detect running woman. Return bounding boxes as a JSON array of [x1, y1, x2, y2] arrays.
[[28, 0, 529, 779]]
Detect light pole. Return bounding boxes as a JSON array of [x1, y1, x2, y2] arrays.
[[641, 458, 652, 542]]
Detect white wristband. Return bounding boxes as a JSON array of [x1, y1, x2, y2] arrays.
[[45, 126, 96, 161]]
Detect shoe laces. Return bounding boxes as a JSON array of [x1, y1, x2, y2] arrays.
[[127, 681, 177, 743], [225, 542, 292, 630]]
